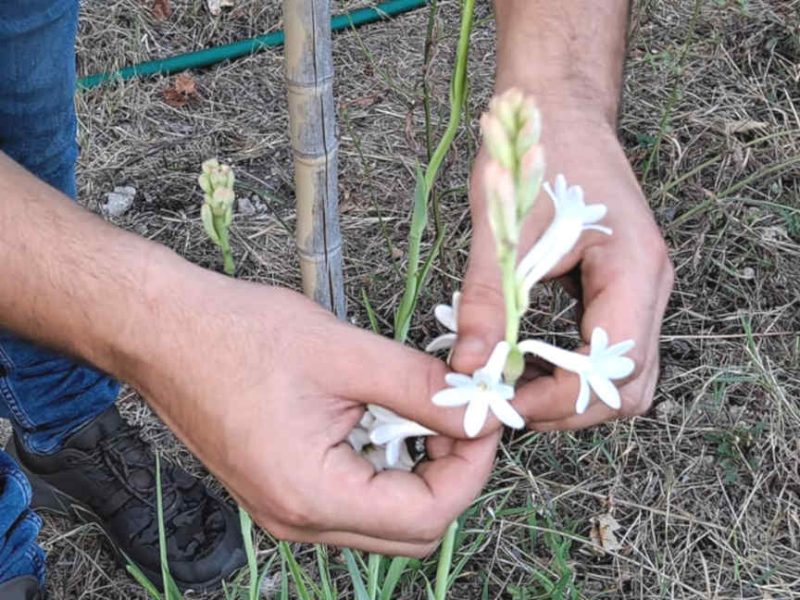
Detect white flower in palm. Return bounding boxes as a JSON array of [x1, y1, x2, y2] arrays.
[[367, 405, 434, 469], [425, 291, 461, 352], [515, 174, 612, 306], [518, 327, 635, 414], [432, 341, 525, 437], [346, 406, 433, 472]]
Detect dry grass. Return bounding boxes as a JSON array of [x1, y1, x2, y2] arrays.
[[8, 0, 799, 597]]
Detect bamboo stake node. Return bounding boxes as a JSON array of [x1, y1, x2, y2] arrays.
[[283, 0, 346, 318]]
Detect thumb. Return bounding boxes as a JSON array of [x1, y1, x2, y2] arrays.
[[450, 235, 506, 376]]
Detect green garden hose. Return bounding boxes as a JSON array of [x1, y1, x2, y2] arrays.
[[78, 0, 427, 89]]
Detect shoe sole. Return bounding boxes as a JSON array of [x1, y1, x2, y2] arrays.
[[6, 441, 236, 594]]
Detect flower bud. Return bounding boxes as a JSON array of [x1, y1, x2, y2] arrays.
[[480, 113, 514, 169], [517, 144, 545, 216], [515, 98, 542, 156], [485, 160, 518, 249]]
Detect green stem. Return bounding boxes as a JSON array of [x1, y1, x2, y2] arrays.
[[214, 217, 235, 276], [433, 521, 458, 600], [423, 0, 475, 192]]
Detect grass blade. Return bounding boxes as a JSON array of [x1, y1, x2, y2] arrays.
[[342, 548, 371, 600], [155, 454, 182, 600], [126, 561, 162, 600], [315, 545, 337, 600], [278, 542, 312, 600], [433, 521, 459, 600], [380, 557, 411, 600], [238, 508, 260, 600]]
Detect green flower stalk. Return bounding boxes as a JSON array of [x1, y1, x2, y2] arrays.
[[480, 89, 545, 382], [198, 159, 236, 276]]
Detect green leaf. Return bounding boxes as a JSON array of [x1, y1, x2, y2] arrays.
[[380, 557, 411, 600], [278, 542, 312, 600], [126, 561, 162, 600], [361, 289, 381, 335], [367, 553, 382, 600], [315, 546, 337, 600], [238, 508, 260, 600], [155, 455, 183, 600], [393, 165, 429, 342], [342, 549, 371, 600]]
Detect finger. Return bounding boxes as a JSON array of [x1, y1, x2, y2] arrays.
[[265, 523, 438, 558], [450, 212, 506, 375], [333, 325, 478, 439], [320, 431, 499, 543], [515, 257, 663, 424], [528, 399, 619, 432]]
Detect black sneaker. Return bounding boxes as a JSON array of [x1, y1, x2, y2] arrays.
[[0, 576, 42, 600], [5, 406, 246, 592]]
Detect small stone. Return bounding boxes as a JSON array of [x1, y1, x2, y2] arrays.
[[103, 186, 136, 217], [237, 194, 256, 216]]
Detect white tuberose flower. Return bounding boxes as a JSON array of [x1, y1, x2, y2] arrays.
[[425, 292, 461, 353], [515, 175, 612, 302], [367, 405, 434, 469], [432, 341, 525, 437], [518, 328, 635, 414]]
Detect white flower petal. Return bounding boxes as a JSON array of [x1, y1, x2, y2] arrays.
[[370, 421, 434, 446], [425, 333, 457, 353], [495, 383, 515, 401], [584, 224, 613, 236], [367, 404, 402, 423], [359, 411, 375, 428], [608, 339, 635, 357], [587, 373, 622, 410], [463, 396, 490, 438], [489, 396, 525, 429], [482, 341, 511, 382], [432, 387, 472, 407], [575, 376, 591, 414], [581, 203, 607, 224], [347, 427, 371, 453], [445, 373, 474, 387], [434, 304, 457, 332], [395, 443, 415, 471], [451, 291, 461, 319], [518, 339, 590, 374], [597, 356, 635, 380], [385, 439, 401, 467], [591, 327, 609, 354]]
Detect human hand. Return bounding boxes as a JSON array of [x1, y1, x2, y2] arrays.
[[129, 278, 498, 557], [452, 113, 674, 431]]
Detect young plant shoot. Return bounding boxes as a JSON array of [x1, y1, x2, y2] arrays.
[[198, 159, 236, 276]]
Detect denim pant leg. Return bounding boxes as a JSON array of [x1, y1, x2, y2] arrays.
[[0, 451, 45, 586], [0, 0, 120, 456]]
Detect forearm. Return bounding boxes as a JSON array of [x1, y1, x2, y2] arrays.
[[493, 0, 629, 125], [0, 152, 204, 385]]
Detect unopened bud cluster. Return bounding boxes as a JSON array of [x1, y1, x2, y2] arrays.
[[198, 159, 236, 275], [480, 89, 545, 252]]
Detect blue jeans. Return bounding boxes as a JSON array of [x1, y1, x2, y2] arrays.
[[0, 0, 120, 585]]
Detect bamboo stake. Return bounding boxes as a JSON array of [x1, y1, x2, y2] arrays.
[[283, 0, 346, 318]]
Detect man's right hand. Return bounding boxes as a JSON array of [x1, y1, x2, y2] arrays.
[[131, 280, 498, 557]]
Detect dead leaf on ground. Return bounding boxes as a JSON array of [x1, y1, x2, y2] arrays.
[[207, 0, 234, 16], [590, 513, 623, 553], [164, 74, 199, 108], [152, 0, 171, 20]]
